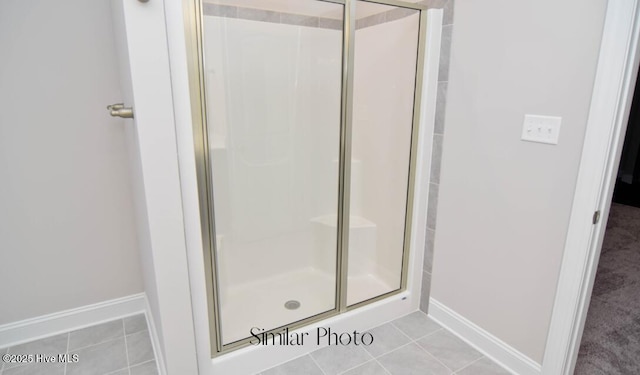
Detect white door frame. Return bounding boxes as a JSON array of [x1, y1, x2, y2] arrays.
[[541, 0, 640, 374], [110, 0, 199, 373]]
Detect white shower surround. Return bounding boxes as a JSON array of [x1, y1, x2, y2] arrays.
[[166, 6, 443, 375], [203, 16, 343, 291], [203, 9, 423, 345]]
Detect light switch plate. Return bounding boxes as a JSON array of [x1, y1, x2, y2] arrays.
[[522, 114, 561, 145]]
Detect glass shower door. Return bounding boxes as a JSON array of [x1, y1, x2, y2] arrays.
[[201, 0, 344, 346], [347, 1, 421, 306]]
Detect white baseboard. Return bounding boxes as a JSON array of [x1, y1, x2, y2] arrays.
[[428, 298, 541, 375], [0, 293, 146, 349], [0, 293, 167, 375], [144, 298, 167, 375]]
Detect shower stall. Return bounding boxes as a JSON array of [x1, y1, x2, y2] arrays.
[[184, 0, 434, 358]]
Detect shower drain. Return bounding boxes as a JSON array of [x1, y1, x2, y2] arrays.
[[284, 300, 301, 310]]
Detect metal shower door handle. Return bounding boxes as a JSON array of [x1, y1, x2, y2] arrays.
[[107, 103, 134, 119]]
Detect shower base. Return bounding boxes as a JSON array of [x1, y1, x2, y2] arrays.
[[220, 267, 393, 344]]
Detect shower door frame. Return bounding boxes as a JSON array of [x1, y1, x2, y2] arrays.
[[184, 0, 429, 357]]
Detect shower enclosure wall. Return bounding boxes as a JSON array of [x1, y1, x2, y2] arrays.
[[185, 0, 432, 357]]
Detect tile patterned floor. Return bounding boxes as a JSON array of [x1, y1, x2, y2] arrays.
[[259, 311, 511, 375], [0, 311, 508, 375], [0, 314, 158, 375]]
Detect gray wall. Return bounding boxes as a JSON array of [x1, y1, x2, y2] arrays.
[[428, 0, 607, 363], [0, 0, 143, 324], [419, 0, 454, 312]]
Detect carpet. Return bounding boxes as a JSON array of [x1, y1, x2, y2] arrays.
[[575, 203, 640, 374]]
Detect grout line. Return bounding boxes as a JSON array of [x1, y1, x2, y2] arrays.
[[414, 339, 456, 373], [129, 359, 155, 368], [374, 341, 415, 359], [452, 356, 484, 374], [390, 321, 442, 343], [2, 333, 76, 372], [260, 352, 313, 374], [104, 366, 129, 375], [265, 315, 457, 375], [63, 332, 70, 375], [122, 320, 131, 375], [128, 359, 156, 373], [389, 321, 414, 341], [2, 317, 146, 374], [68, 334, 125, 353], [401, 329, 451, 372], [337, 358, 376, 374], [387, 317, 458, 373], [373, 357, 393, 375], [308, 354, 328, 375], [125, 329, 149, 339], [67, 320, 128, 353], [410, 327, 443, 342], [334, 347, 375, 375]]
